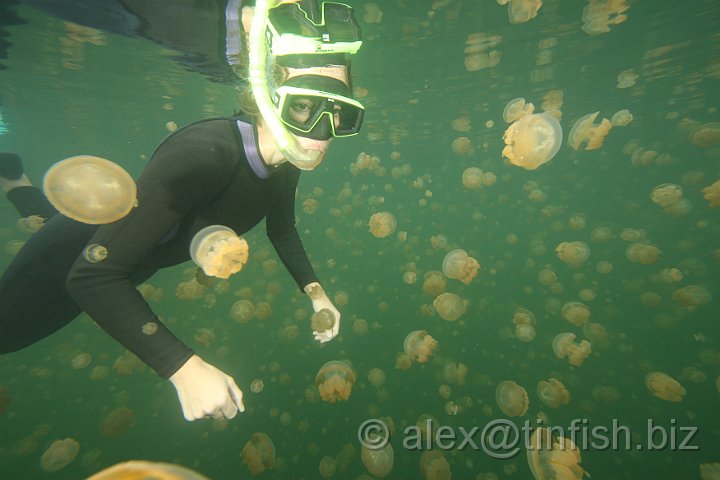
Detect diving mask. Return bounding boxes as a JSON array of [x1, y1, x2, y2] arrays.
[[272, 75, 364, 140], [267, 2, 362, 56]]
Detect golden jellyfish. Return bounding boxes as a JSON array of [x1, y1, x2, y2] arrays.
[[363, 3, 383, 24], [590, 226, 613, 243], [315, 360, 357, 403], [451, 136, 474, 156], [368, 368, 386, 388], [368, 211, 397, 238], [568, 112, 613, 151], [230, 299, 255, 323], [443, 362, 468, 385], [650, 183, 683, 208], [241, 432, 276, 476], [681, 366, 707, 383], [71, 352, 91, 369], [403, 330, 438, 363], [189, 225, 248, 279], [513, 307, 536, 326], [319, 455, 336, 478], [610, 109, 633, 127], [17, 215, 45, 234], [502, 113, 563, 170], [100, 407, 136, 438], [433, 292, 466, 321], [672, 285, 712, 308], [582, 322, 607, 344], [462, 167, 484, 189], [495, 380, 529, 417], [87, 460, 210, 480], [42, 155, 137, 224], [311, 308, 336, 334], [498, 0, 543, 24], [537, 378, 570, 409], [361, 437, 394, 477], [555, 241, 590, 266], [40, 438, 80, 472], [420, 450, 451, 480], [423, 271, 447, 297], [526, 427, 589, 480], [442, 249, 480, 285], [250, 379, 264, 393], [689, 122, 720, 147], [625, 242, 661, 265], [503, 98, 535, 123], [561, 302, 590, 327], [645, 371, 686, 402], [616, 68, 637, 88], [701, 179, 720, 207], [581, 0, 628, 35], [515, 324, 536, 342], [552, 333, 592, 367]]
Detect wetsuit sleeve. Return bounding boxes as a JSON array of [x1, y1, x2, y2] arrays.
[[65, 127, 232, 379], [265, 167, 320, 291]]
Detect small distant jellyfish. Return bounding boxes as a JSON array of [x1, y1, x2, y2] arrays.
[[141, 321, 158, 335], [71, 352, 91, 369], [625, 242, 661, 265], [403, 330, 438, 363], [442, 362, 468, 385], [250, 379, 264, 394], [452, 137, 474, 156], [555, 241, 590, 266], [462, 167, 484, 189], [433, 292, 467, 321], [367, 368, 386, 388], [503, 98, 535, 123], [515, 324, 536, 342], [100, 407, 136, 438], [17, 215, 45, 234], [442, 249, 480, 285], [40, 438, 80, 472], [499, 0, 543, 24], [422, 271, 447, 297], [495, 380, 529, 417], [502, 113, 563, 170], [83, 244, 108, 263], [552, 333, 592, 367], [536, 378, 571, 409], [241, 432, 276, 476], [616, 68, 638, 88], [311, 308, 336, 334], [526, 427, 590, 480], [568, 112, 612, 151], [368, 211, 397, 238], [420, 450, 451, 480], [689, 122, 720, 147], [190, 225, 249, 279], [361, 435, 394, 477], [645, 371, 686, 402], [315, 360, 357, 403], [672, 285, 711, 308], [562, 302, 591, 326], [43, 155, 137, 225], [610, 109, 633, 126], [701, 180, 720, 207], [650, 183, 683, 208], [230, 300, 255, 323]]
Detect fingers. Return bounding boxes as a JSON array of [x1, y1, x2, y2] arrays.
[[227, 378, 246, 413]]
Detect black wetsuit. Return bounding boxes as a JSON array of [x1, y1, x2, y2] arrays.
[[0, 116, 318, 378]]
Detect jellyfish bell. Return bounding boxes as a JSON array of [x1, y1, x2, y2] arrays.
[[40, 438, 80, 473], [555, 241, 590, 266], [43, 155, 137, 224], [645, 371, 686, 402], [87, 460, 210, 480], [310, 308, 336, 333], [552, 333, 576, 359], [420, 450, 452, 480], [502, 113, 563, 170], [610, 109, 633, 127], [689, 122, 720, 147], [650, 183, 683, 208], [361, 435, 394, 477], [526, 427, 589, 480], [442, 249, 480, 285], [241, 432, 276, 476], [537, 378, 570, 409], [503, 97, 535, 123], [568, 112, 613, 151], [189, 225, 249, 279], [315, 360, 357, 402], [562, 302, 591, 326], [433, 292, 467, 321], [368, 211, 397, 238], [403, 330, 438, 363], [495, 380, 529, 417], [515, 324, 536, 342]]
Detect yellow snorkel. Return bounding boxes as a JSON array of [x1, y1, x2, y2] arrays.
[[248, 0, 323, 171]]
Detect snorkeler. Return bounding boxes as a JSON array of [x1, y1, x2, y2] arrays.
[[0, 0, 364, 422]]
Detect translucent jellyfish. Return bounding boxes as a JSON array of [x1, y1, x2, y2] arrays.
[[452, 137, 474, 155], [17, 215, 46, 234], [616, 68, 638, 88], [515, 324, 536, 342], [100, 407, 136, 438], [403, 330, 438, 363], [502, 113, 563, 170], [363, 3, 383, 24], [368, 211, 397, 238], [672, 285, 712, 308], [315, 360, 357, 402], [311, 308, 336, 334], [361, 436, 394, 477], [582, 322, 607, 344], [689, 122, 720, 147], [71, 352, 92, 369], [422, 271, 447, 297], [368, 368, 386, 388], [87, 460, 210, 480], [319, 455, 337, 478], [40, 438, 80, 472], [499, 0, 543, 24], [442, 249, 480, 285], [190, 225, 249, 279], [241, 432, 276, 476], [462, 167, 484, 189], [433, 292, 467, 321], [420, 450, 452, 480], [442, 362, 468, 385], [561, 302, 591, 327], [503, 98, 535, 123], [581, 0, 628, 35], [496, 380, 529, 417], [537, 378, 570, 409], [555, 241, 590, 266], [701, 179, 720, 207], [513, 307, 536, 326], [625, 242, 661, 265], [650, 183, 683, 208], [526, 427, 589, 480], [250, 379, 264, 393], [610, 109, 633, 126], [568, 112, 612, 151], [645, 371, 686, 402], [552, 333, 592, 367], [230, 300, 255, 323], [43, 155, 137, 224]]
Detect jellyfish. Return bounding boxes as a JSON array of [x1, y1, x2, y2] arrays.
[[420, 450, 452, 480], [561, 302, 591, 327], [433, 292, 467, 321], [502, 113, 563, 170], [496, 380, 529, 417], [499, 0, 543, 24], [610, 109, 633, 127], [537, 378, 570, 409], [403, 330, 438, 363], [513, 307, 536, 326], [701, 179, 720, 207], [361, 437, 394, 477], [515, 324, 536, 342], [230, 300, 255, 323], [87, 460, 210, 480], [526, 427, 589, 480], [568, 112, 612, 151], [442, 362, 468, 385], [645, 371, 686, 402], [442, 249, 480, 285], [423, 272, 447, 297], [672, 285, 712, 308], [689, 122, 720, 147], [241, 432, 276, 476], [368, 211, 397, 238], [581, 0, 628, 35], [452, 137, 474, 155], [311, 308, 336, 334], [555, 241, 590, 266], [71, 352, 92, 369], [582, 322, 607, 344], [503, 98, 535, 123], [100, 407, 136, 438], [368, 368, 386, 388], [17, 215, 46, 234], [40, 438, 80, 472], [190, 225, 249, 279], [616, 68, 638, 88], [552, 333, 591, 367], [650, 183, 683, 208], [462, 167, 484, 189], [319, 455, 336, 478], [625, 242, 661, 264], [315, 360, 357, 402]]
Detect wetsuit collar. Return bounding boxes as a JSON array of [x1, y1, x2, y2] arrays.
[[236, 119, 271, 179]]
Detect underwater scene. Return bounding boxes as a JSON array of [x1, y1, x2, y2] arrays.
[[0, 0, 719, 478]]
